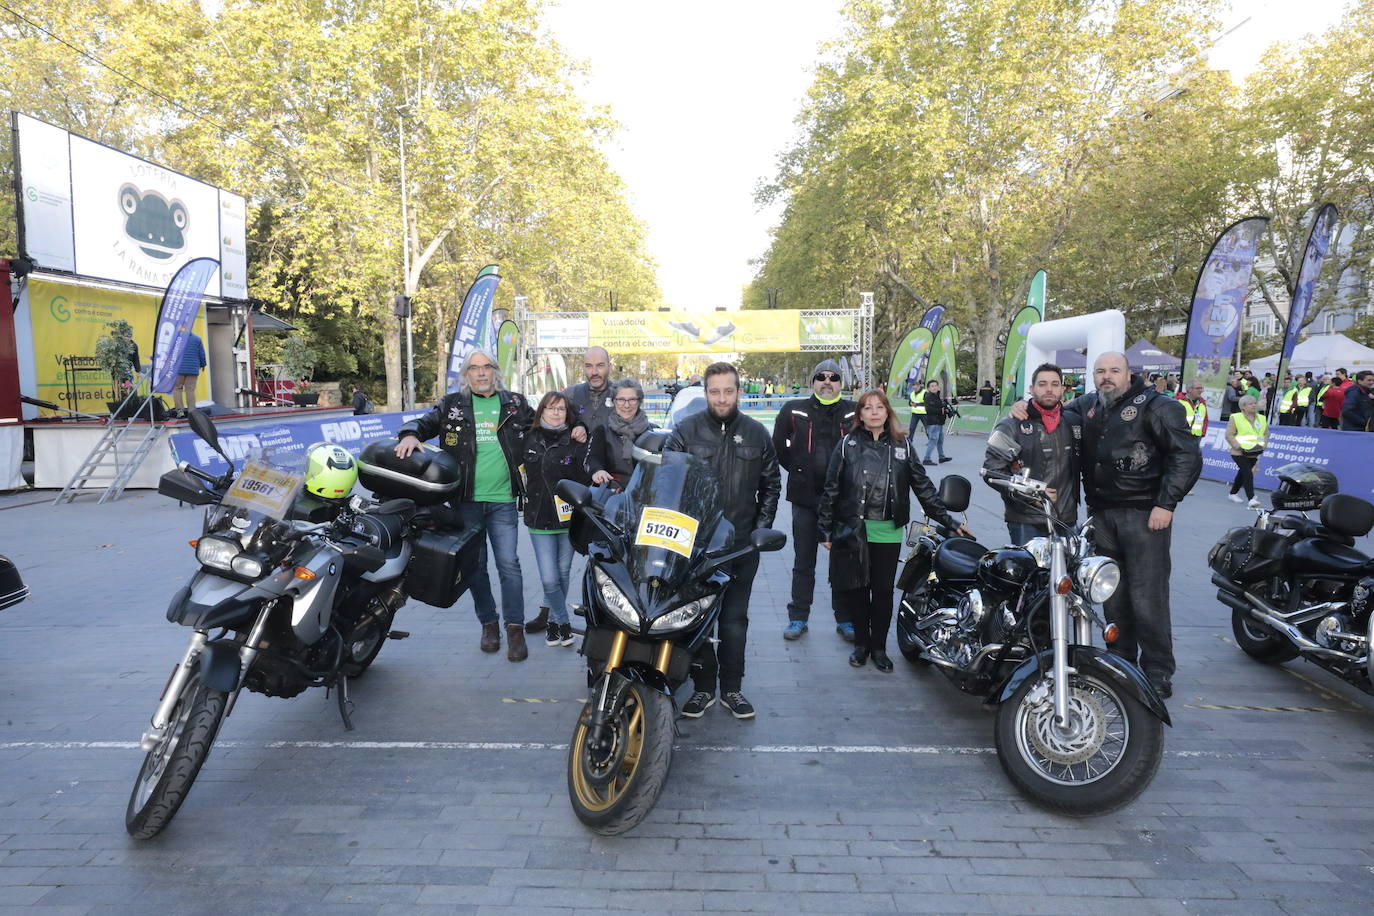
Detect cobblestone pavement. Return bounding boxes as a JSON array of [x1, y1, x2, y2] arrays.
[[2, 430, 1373, 914]]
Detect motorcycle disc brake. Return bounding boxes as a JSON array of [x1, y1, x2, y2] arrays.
[[1027, 683, 1109, 766]]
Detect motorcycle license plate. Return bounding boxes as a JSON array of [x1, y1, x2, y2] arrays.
[[635, 507, 699, 558]]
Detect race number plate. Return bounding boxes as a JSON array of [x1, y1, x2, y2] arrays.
[[635, 507, 700, 558], [555, 495, 573, 523], [220, 460, 301, 518]]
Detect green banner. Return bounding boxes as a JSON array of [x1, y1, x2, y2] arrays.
[[927, 324, 960, 399], [800, 314, 856, 348], [496, 319, 519, 384], [885, 326, 935, 400], [1027, 269, 1046, 318], [999, 305, 1041, 406], [947, 404, 1004, 436]]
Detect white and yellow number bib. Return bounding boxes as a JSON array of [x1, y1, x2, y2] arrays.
[[634, 507, 700, 558], [555, 495, 573, 523]]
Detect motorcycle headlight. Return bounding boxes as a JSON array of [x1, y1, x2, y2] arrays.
[[649, 594, 718, 635], [1076, 556, 1120, 604], [230, 555, 265, 578], [593, 566, 642, 630], [195, 537, 240, 572]]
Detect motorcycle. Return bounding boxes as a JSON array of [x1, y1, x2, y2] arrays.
[[557, 432, 785, 835], [1209, 464, 1374, 693], [126, 413, 476, 839], [894, 468, 1170, 816], [1, 554, 28, 610]]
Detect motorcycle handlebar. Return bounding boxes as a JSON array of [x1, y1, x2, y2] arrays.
[[979, 468, 1049, 498]]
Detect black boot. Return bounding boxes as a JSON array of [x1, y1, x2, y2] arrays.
[[871, 650, 894, 672], [849, 647, 869, 668]]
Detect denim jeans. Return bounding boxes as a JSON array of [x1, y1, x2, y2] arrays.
[[1006, 521, 1042, 546], [528, 531, 573, 625], [923, 423, 947, 461], [456, 501, 524, 627]]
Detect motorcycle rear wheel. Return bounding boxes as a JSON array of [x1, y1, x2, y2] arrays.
[[342, 605, 396, 678], [567, 681, 673, 836], [1230, 608, 1300, 664], [995, 670, 1162, 817], [125, 666, 227, 839]]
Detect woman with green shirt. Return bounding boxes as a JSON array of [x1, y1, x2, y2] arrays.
[[817, 390, 971, 672], [522, 392, 593, 647]]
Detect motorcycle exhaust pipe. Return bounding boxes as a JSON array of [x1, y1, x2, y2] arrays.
[[1243, 591, 1363, 662]]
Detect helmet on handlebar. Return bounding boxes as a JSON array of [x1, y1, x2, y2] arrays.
[[1270, 463, 1338, 511], [304, 443, 359, 500]]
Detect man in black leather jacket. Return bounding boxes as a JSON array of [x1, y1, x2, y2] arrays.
[[563, 346, 614, 435], [1019, 351, 1200, 697], [667, 361, 781, 721], [772, 358, 857, 641]]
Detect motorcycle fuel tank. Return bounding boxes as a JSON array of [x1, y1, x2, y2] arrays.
[[977, 547, 1038, 594]]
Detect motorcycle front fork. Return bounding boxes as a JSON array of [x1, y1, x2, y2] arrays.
[[1047, 548, 1094, 728], [584, 632, 675, 756]]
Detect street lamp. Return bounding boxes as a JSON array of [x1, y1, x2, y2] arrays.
[[398, 102, 416, 409]]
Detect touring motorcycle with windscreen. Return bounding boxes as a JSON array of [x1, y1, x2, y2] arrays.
[[557, 432, 785, 835], [125, 413, 477, 838]]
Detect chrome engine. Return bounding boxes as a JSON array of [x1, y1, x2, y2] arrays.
[[916, 588, 1017, 670]]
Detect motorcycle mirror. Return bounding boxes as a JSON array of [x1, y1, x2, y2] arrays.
[[985, 429, 1021, 464], [556, 479, 592, 510], [937, 475, 972, 513], [187, 408, 233, 470], [750, 528, 787, 552]]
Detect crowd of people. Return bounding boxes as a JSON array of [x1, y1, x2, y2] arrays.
[[1219, 367, 1374, 431], [390, 342, 1374, 712]]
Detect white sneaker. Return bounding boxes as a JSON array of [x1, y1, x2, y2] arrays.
[[1247, 498, 1262, 509], [1229, 493, 1245, 503]]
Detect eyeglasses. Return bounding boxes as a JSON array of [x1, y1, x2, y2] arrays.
[[613, 397, 641, 405], [814, 373, 841, 382], [468, 363, 496, 371]]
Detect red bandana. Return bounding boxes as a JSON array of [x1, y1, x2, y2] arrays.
[[1032, 400, 1062, 433]]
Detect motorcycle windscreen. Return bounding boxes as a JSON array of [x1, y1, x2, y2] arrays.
[[610, 451, 725, 596]]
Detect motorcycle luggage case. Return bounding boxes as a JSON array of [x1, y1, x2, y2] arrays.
[[403, 528, 481, 607], [0, 555, 29, 611], [357, 439, 464, 506], [1208, 526, 1287, 583]]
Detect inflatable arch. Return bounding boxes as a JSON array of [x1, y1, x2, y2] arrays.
[[1022, 309, 1126, 396]]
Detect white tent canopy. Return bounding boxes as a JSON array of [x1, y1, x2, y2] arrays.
[[1248, 333, 1374, 376]]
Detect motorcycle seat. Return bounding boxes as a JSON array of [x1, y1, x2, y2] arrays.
[[372, 498, 418, 519], [934, 537, 986, 581], [1284, 537, 1370, 577]]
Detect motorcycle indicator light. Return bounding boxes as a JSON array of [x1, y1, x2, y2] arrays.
[[1104, 623, 1120, 642], [188, 539, 199, 549], [293, 567, 317, 581], [1056, 576, 1073, 595]]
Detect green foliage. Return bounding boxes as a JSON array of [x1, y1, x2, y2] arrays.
[[93, 319, 137, 385]]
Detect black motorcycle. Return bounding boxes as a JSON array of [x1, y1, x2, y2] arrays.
[[1209, 463, 1374, 693], [126, 415, 476, 839], [557, 433, 785, 835], [895, 469, 1169, 816]]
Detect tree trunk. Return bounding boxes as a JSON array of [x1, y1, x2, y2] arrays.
[[972, 306, 1003, 397], [384, 309, 403, 410]]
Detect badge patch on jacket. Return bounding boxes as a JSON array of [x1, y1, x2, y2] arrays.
[[444, 432, 459, 446], [1133, 393, 1148, 405], [1120, 407, 1138, 421], [1020, 423, 1033, 434], [895, 448, 906, 459]]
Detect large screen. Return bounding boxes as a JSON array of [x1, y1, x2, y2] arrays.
[[13, 112, 247, 299]]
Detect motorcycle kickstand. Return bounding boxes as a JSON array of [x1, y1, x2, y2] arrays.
[[330, 676, 355, 731]]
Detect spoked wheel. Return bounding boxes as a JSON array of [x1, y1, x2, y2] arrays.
[[341, 605, 396, 678], [995, 671, 1163, 817], [1230, 608, 1299, 664], [125, 666, 227, 839], [567, 681, 673, 836]]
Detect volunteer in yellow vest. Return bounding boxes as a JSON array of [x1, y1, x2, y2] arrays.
[[1177, 380, 1208, 438], [1225, 395, 1267, 509], [907, 380, 927, 435], [1280, 377, 1311, 426]]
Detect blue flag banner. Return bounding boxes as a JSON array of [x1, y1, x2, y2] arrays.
[[910, 304, 945, 385], [1181, 217, 1269, 417], [151, 257, 219, 394], [1271, 204, 1338, 421], [445, 265, 501, 393]]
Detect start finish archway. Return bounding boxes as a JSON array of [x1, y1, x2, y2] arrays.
[[512, 304, 875, 392]]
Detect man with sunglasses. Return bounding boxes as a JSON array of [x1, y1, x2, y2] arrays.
[[772, 359, 857, 641]]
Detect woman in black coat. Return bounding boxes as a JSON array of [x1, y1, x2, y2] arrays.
[[817, 389, 972, 671], [523, 391, 592, 647], [589, 379, 657, 489]]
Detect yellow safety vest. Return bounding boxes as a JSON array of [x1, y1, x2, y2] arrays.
[[1232, 413, 1268, 451], [1316, 384, 1331, 403], [909, 389, 926, 414], [1287, 387, 1311, 409], [1180, 399, 1206, 437]]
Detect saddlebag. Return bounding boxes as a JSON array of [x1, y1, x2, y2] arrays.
[[404, 528, 481, 608], [1208, 526, 1287, 583]]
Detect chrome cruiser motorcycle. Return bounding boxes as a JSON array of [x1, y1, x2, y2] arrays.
[[895, 468, 1169, 816], [126, 414, 473, 839], [558, 433, 785, 835], [1209, 463, 1374, 693]]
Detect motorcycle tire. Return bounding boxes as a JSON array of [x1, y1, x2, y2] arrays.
[[895, 597, 928, 663], [125, 665, 227, 839], [341, 606, 396, 678], [1229, 608, 1300, 664], [567, 681, 673, 836], [994, 670, 1163, 817]]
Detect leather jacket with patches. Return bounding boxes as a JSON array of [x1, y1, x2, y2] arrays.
[[562, 381, 614, 435], [398, 389, 534, 505], [521, 426, 592, 530], [771, 395, 857, 508], [666, 408, 781, 547], [1066, 379, 1201, 512], [816, 431, 957, 546], [983, 405, 1082, 527]]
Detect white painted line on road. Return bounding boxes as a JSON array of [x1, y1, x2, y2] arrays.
[[2, 740, 1367, 761]]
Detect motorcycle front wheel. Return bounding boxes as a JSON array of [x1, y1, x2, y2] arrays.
[[567, 680, 673, 836], [994, 671, 1163, 817], [125, 665, 227, 839]]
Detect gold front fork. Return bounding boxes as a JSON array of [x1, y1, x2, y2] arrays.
[[604, 630, 629, 670], [654, 640, 673, 675]]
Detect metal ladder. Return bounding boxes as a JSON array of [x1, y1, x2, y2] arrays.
[[54, 377, 166, 505]]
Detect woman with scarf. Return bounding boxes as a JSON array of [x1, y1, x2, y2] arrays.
[[522, 391, 592, 646], [818, 390, 971, 672], [589, 379, 657, 489]]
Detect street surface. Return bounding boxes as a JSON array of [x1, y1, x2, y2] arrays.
[[2, 430, 1373, 914]]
